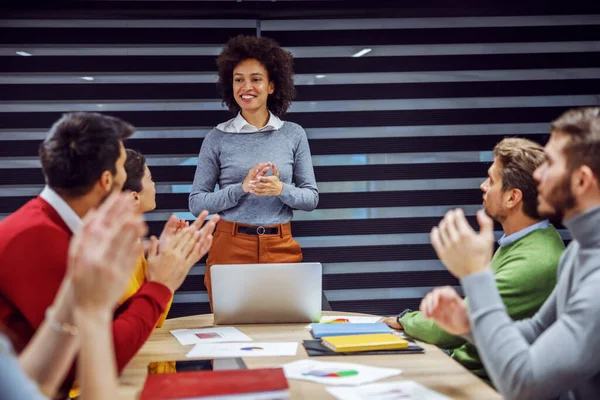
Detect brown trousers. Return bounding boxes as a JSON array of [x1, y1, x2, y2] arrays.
[[205, 220, 303, 307]]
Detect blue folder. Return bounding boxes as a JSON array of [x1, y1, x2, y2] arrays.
[[311, 323, 393, 339]]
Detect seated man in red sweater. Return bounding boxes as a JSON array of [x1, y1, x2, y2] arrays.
[[0, 112, 217, 397]]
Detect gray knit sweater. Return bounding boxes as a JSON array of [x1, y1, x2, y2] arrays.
[[462, 205, 600, 400], [188, 121, 319, 226]]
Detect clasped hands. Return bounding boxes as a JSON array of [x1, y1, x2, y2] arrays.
[[242, 162, 283, 196]]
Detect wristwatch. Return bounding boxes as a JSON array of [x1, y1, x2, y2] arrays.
[[396, 309, 414, 326]]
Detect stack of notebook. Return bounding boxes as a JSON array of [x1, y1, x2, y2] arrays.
[[309, 323, 414, 354]]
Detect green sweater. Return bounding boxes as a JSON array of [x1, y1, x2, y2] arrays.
[[400, 226, 565, 382]]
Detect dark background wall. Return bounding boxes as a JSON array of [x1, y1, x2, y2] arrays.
[[1, 1, 598, 317]]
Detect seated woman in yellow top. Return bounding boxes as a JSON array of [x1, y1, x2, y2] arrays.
[[120, 149, 176, 325], [121, 149, 184, 374]]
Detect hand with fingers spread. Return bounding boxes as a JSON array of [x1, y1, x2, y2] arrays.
[[250, 162, 283, 196], [430, 209, 495, 279], [146, 210, 220, 293], [420, 286, 471, 336], [242, 162, 272, 193], [68, 193, 148, 313]]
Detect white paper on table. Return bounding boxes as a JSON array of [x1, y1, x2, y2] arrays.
[[170, 326, 252, 345], [282, 359, 402, 386], [305, 315, 383, 330], [326, 381, 452, 400], [186, 342, 299, 358]]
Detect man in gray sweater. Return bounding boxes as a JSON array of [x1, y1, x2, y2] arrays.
[[420, 107, 600, 400]]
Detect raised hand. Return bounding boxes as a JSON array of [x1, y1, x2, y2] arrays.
[[420, 286, 471, 336], [146, 211, 220, 293], [430, 209, 495, 279], [250, 162, 283, 196]]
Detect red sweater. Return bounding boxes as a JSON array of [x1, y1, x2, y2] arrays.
[[0, 197, 172, 386]]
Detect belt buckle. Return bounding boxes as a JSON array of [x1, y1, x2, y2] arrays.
[[256, 226, 266, 235]]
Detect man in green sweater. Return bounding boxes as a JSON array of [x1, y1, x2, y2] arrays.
[[383, 137, 565, 382]]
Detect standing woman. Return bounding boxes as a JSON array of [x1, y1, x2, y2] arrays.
[[189, 35, 319, 304]]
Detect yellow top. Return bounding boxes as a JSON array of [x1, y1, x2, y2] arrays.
[[120, 254, 175, 374], [119, 254, 174, 328], [322, 333, 409, 353]]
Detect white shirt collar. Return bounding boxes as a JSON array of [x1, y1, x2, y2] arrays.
[[216, 111, 284, 133], [40, 185, 83, 233]]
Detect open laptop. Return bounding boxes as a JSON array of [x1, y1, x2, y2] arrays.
[[211, 262, 322, 325]]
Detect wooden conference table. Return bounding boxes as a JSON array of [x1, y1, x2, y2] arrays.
[[117, 311, 501, 399]]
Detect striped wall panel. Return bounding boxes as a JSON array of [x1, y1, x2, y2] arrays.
[[0, 12, 597, 318]]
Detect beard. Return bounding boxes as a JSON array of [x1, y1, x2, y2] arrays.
[[538, 173, 576, 223]]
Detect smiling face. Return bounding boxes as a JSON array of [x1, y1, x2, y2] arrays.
[[232, 58, 274, 115]]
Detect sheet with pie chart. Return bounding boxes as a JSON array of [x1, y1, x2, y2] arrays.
[[283, 359, 402, 386], [186, 342, 299, 358]]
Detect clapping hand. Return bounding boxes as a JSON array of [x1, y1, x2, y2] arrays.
[[242, 162, 272, 193], [146, 210, 220, 293], [249, 163, 283, 196], [430, 209, 495, 279], [420, 286, 471, 336]]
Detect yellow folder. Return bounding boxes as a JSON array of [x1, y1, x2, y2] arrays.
[[322, 333, 409, 353]]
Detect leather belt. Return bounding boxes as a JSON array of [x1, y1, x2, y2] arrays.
[[237, 225, 279, 235]]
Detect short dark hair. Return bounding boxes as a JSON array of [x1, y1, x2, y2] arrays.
[[551, 107, 600, 179], [493, 138, 546, 219], [216, 35, 296, 116], [122, 149, 146, 192], [39, 112, 134, 197]]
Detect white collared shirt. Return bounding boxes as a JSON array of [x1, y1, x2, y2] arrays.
[[40, 185, 83, 233], [216, 111, 284, 133]]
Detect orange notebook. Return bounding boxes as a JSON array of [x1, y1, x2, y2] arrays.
[[139, 368, 289, 399]]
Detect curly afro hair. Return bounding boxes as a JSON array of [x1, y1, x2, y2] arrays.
[[216, 35, 296, 117]]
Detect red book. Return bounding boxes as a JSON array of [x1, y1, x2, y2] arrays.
[[139, 368, 290, 400]]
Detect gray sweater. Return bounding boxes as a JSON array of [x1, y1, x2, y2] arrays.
[[462, 205, 600, 400], [188, 122, 319, 226]]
